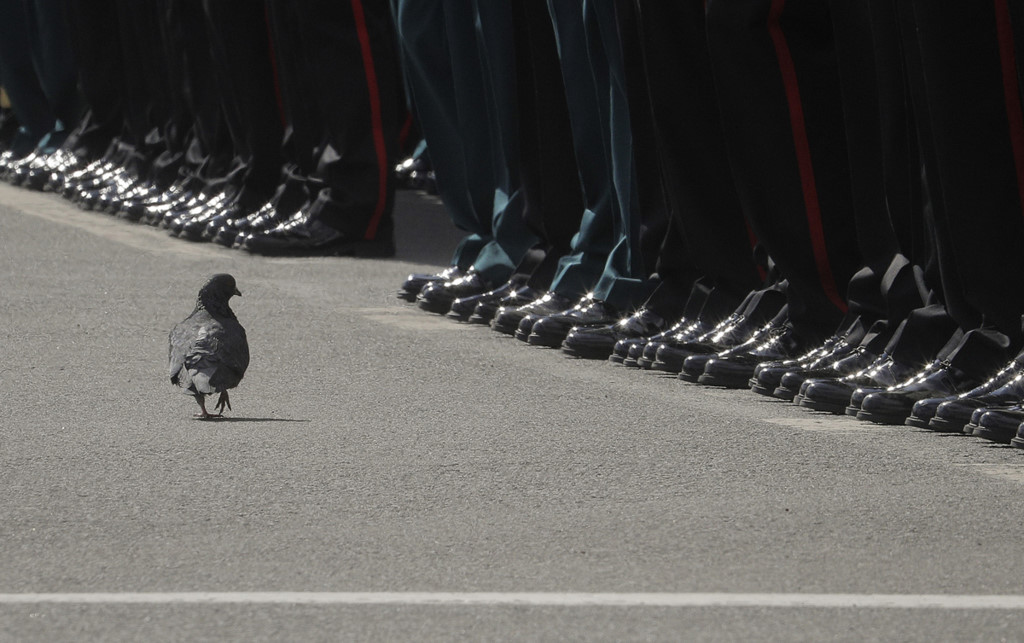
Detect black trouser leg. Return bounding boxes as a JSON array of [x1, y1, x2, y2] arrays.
[[706, 0, 862, 341], [909, 0, 1024, 345], [202, 0, 284, 210], [0, 0, 55, 151], [64, 0, 123, 160], [636, 0, 762, 303], [511, 0, 584, 279], [293, 0, 402, 241]]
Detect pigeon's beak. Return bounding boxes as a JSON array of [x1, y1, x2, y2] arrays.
[[234, 288, 242, 297]]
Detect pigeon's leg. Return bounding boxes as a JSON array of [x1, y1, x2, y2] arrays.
[[215, 391, 231, 415], [193, 394, 221, 419]]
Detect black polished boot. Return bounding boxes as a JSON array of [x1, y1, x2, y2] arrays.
[[241, 210, 395, 258], [969, 406, 1024, 444], [562, 308, 671, 360], [920, 352, 1024, 432], [797, 353, 921, 415], [467, 285, 541, 325], [416, 270, 495, 315], [651, 288, 786, 374], [857, 329, 1011, 425], [445, 280, 522, 322], [398, 266, 463, 302], [527, 295, 619, 348], [493, 291, 575, 337], [748, 317, 868, 397]]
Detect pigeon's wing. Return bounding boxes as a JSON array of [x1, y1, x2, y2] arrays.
[[207, 319, 249, 391], [181, 323, 225, 394], [169, 307, 248, 395], [169, 310, 223, 394], [168, 316, 196, 389], [176, 316, 248, 394]]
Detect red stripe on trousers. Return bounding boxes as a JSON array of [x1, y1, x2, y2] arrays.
[[766, 0, 846, 312], [351, 0, 389, 240], [399, 111, 414, 152], [264, 4, 286, 129], [994, 0, 1024, 218]]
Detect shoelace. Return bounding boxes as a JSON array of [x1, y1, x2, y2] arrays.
[[752, 325, 791, 352], [841, 352, 892, 382], [886, 359, 949, 391], [705, 314, 744, 344], [244, 204, 277, 226]]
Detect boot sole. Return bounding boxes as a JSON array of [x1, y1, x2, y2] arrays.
[[926, 416, 968, 433]]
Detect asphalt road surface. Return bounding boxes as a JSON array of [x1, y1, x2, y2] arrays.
[[2, 182, 1024, 642]]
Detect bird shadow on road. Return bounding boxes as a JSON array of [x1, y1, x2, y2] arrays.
[[194, 416, 310, 423]]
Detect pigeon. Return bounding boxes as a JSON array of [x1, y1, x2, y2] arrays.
[[168, 274, 249, 419]]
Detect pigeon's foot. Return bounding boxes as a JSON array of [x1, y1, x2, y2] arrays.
[[215, 391, 232, 414], [193, 394, 223, 419]]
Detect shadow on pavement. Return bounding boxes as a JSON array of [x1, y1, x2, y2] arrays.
[[391, 190, 464, 267], [194, 417, 311, 423]]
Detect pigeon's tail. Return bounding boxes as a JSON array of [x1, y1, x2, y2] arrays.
[[188, 368, 218, 395]]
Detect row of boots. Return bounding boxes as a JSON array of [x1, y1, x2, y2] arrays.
[[0, 146, 390, 257], [399, 269, 1024, 450]]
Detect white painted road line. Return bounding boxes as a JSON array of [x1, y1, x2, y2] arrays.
[[1, 593, 1024, 609]]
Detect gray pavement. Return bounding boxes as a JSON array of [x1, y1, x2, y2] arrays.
[[1, 182, 1024, 641]]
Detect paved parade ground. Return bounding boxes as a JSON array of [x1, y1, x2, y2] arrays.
[[2, 182, 1024, 641]]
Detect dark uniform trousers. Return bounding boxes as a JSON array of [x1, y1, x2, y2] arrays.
[[706, 0, 862, 343], [545, 0, 653, 310], [395, 0, 537, 284], [0, 0, 80, 155], [167, 0, 236, 195], [828, 0, 935, 341], [264, 0, 322, 220], [909, 0, 1024, 351], [202, 0, 284, 212], [110, 1, 181, 178], [632, 0, 764, 313], [510, 0, 586, 291], [64, 0, 124, 161], [287, 0, 403, 242]]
